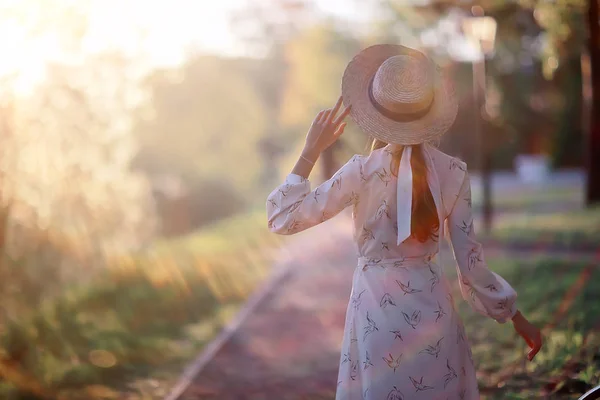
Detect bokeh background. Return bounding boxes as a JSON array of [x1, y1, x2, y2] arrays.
[[0, 0, 599, 399]]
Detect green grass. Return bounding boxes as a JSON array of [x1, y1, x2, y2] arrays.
[[0, 209, 286, 400], [486, 206, 600, 249], [472, 185, 582, 210], [444, 256, 600, 399]]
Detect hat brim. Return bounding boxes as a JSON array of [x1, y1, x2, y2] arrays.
[[342, 44, 458, 146]]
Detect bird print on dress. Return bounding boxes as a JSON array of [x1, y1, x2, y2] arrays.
[[496, 296, 509, 310], [383, 352, 402, 372], [360, 227, 375, 244], [359, 163, 368, 182], [396, 279, 423, 295], [268, 198, 277, 208], [392, 259, 409, 272], [345, 191, 360, 206], [402, 309, 422, 329], [464, 195, 472, 208], [461, 276, 477, 302], [380, 293, 397, 309], [362, 258, 383, 271], [363, 387, 369, 399], [485, 283, 498, 292], [287, 200, 303, 214], [429, 264, 440, 292], [459, 220, 474, 236], [443, 359, 458, 388], [381, 241, 390, 251], [341, 351, 351, 364], [375, 168, 392, 186], [458, 388, 467, 399], [331, 173, 343, 190], [363, 350, 374, 370], [392, 221, 399, 236], [386, 386, 404, 400], [351, 290, 366, 310], [375, 200, 392, 220], [278, 184, 292, 197], [286, 219, 301, 233], [467, 247, 482, 270], [350, 360, 359, 380], [390, 329, 403, 341], [367, 257, 382, 265], [419, 337, 443, 358], [363, 312, 379, 341], [409, 376, 434, 392], [313, 188, 320, 203], [449, 158, 466, 171], [434, 301, 446, 322]]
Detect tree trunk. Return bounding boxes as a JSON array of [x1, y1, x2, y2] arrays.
[[587, 0, 600, 205]]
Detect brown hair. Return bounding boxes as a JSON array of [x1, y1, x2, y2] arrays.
[[370, 138, 439, 243]]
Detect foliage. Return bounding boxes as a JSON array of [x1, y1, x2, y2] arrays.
[[132, 55, 268, 200], [447, 256, 600, 398], [0, 210, 285, 399], [486, 206, 600, 250]]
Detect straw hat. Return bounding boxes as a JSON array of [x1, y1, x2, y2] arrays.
[[341, 44, 458, 145]]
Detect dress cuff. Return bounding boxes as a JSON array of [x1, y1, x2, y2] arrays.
[[285, 173, 308, 185], [496, 301, 518, 324]]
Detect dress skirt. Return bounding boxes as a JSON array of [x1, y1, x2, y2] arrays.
[[335, 257, 480, 400]]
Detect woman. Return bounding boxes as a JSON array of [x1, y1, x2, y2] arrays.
[[266, 44, 542, 399]]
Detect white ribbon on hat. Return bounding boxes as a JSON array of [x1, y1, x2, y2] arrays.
[[395, 144, 445, 246]]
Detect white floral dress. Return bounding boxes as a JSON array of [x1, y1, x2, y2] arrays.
[[266, 143, 518, 400]]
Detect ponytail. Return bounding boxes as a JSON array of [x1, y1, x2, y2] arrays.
[[370, 139, 439, 243]]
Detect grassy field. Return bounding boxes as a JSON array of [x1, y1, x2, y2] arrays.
[[471, 183, 582, 210], [446, 256, 600, 399], [484, 206, 600, 250], [0, 210, 286, 400], [2, 187, 596, 399]]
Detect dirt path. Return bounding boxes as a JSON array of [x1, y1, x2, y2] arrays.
[[166, 211, 598, 400]]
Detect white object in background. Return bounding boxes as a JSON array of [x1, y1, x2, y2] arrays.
[[515, 154, 550, 184], [578, 384, 600, 399]]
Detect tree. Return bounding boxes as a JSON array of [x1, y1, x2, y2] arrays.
[[278, 22, 363, 179], [0, 1, 157, 395], [587, 0, 600, 205], [132, 55, 268, 203]]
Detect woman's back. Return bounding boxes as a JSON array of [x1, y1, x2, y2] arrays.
[[352, 143, 466, 260]]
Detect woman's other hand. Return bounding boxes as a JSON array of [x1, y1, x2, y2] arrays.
[[512, 311, 543, 361]]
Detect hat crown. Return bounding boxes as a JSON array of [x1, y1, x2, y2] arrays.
[[371, 54, 434, 116]]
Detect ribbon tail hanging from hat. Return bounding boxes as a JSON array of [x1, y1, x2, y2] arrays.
[[395, 144, 445, 246], [396, 146, 413, 245]]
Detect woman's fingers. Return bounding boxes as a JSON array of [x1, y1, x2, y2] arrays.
[[327, 96, 343, 124], [333, 105, 352, 126], [333, 122, 347, 137], [313, 110, 325, 125], [526, 330, 542, 361], [319, 109, 331, 124]]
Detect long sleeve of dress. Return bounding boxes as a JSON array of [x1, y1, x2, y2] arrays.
[[266, 154, 364, 235], [447, 171, 518, 324]]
